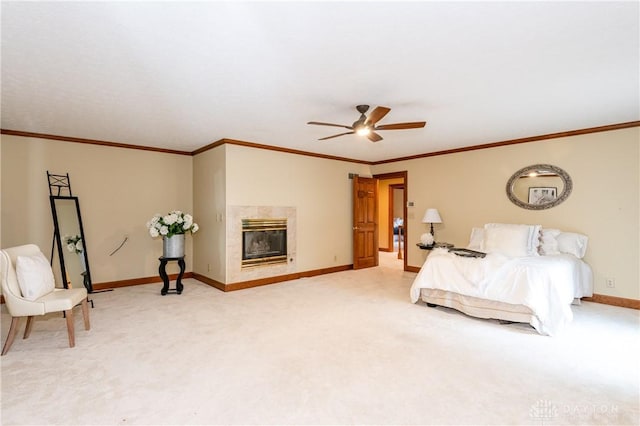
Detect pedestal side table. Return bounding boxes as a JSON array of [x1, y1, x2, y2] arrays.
[[158, 256, 185, 295]]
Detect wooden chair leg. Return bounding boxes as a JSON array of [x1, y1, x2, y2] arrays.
[[81, 298, 90, 330], [2, 317, 21, 356], [64, 309, 75, 348], [23, 316, 34, 339]]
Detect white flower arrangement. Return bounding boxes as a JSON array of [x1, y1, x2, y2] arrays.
[[420, 232, 434, 246], [146, 210, 199, 239], [64, 235, 83, 254]]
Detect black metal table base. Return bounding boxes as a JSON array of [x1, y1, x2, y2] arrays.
[[159, 256, 185, 296]]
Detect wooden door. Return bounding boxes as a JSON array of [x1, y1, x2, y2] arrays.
[[353, 176, 378, 269]]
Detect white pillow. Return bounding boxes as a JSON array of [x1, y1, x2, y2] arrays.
[[481, 223, 541, 257], [467, 227, 484, 250], [539, 228, 561, 255], [556, 232, 589, 258], [16, 252, 56, 301]]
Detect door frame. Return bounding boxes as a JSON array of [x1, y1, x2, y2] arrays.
[[373, 171, 408, 271], [388, 183, 404, 252]]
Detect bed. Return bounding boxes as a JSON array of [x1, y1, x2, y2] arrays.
[[410, 223, 593, 335]]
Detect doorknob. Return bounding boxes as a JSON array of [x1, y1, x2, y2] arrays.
[[353, 227, 359, 230]]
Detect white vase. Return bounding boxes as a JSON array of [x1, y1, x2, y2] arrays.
[[163, 234, 185, 258]]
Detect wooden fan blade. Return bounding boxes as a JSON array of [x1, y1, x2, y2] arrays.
[[365, 106, 391, 126], [307, 121, 353, 130], [367, 132, 383, 142], [375, 121, 426, 130], [319, 131, 355, 141]]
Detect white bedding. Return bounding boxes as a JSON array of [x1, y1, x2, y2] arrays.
[[410, 248, 593, 335]]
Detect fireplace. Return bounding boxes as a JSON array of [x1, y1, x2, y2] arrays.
[[241, 218, 287, 268]]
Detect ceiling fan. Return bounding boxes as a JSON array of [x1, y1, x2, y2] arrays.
[[307, 105, 426, 142]]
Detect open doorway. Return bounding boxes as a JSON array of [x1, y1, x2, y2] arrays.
[[373, 171, 407, 270], [390, 184, 404, 253]]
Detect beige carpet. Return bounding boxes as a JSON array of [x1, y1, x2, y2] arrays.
[[1, 252, 639, 425]]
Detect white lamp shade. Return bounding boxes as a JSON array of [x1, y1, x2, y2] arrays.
[[422, 208, 442, 224]]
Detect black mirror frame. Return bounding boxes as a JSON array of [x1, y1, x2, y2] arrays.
[[50, 195, 93, 292], [506, 164, 573, 210]]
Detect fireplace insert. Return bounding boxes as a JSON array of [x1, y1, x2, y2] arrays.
[[241, 219, 287, 267]]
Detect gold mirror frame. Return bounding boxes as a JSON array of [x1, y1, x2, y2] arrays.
[[506, 164, 572, 210]]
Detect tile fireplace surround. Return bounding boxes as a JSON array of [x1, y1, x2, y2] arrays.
[[228, 206, 296, 283]]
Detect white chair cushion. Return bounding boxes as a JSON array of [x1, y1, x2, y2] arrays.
[[16, 252, 55, 301], [40, 288, 87, 312]]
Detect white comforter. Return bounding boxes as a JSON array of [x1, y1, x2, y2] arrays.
[[410, 249, 593, 335]]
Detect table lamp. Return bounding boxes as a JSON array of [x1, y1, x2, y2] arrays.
[[421, 208, 442, 240]]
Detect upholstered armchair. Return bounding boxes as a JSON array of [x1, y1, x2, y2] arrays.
[[0, 244, 90, 355]]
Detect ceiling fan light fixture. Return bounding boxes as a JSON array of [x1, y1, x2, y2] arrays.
[[356, 126, 371, 136], [307, 105, 426, 142]]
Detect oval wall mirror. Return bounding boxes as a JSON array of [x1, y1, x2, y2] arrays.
[[506, 164, 572, 210]]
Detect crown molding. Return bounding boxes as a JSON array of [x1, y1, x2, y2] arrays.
[[371, 120, 640, 165], [207, 138, 370, 164], [3, 120, 638, 165], [0, 129, 192, 156]]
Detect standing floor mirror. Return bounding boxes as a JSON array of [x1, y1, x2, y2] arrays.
[[48, 172, 93, 293]]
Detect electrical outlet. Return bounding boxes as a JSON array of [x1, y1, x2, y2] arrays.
[[606, 278, 615, 288], [207, 263, 211, 272]]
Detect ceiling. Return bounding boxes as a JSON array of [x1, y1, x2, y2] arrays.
[[1, 1, 638, 163]]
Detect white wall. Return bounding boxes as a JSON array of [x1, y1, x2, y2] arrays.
[[224, 144, 370, 275], [192, 144, 227, 283], [1, 135, 193, 285], [372, 127, 640, 299], [3, 127, 638, 301]]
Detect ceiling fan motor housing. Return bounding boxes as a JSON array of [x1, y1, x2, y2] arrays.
[[356, 105, 370, 114], [353, 105, 370, 129], [353, 117, 367, 129]]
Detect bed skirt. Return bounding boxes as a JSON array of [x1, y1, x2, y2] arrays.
[[419, 288, 543, 332]]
